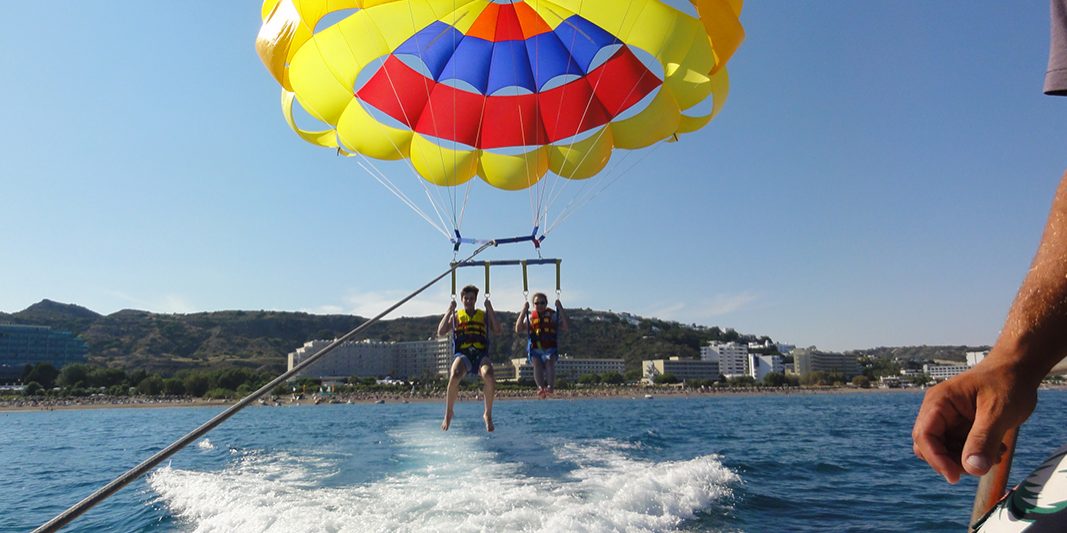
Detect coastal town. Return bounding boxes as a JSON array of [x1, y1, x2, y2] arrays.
[[0, 314, 1016, 412]]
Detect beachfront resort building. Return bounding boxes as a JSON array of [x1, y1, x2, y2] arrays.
[[702, 342, 748, 378], [748, 353, 784, 381], [900, 368, 924, 380], [644, 357, 720, 383], [923, 363, 970, 382], [792, 348, 861, 379], [508, 357, 625, 381], [966, 350, 989, 366], [0, 324, 88, 381], [287, 337, 452, 380]]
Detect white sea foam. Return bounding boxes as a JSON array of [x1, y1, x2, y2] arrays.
[[149, 427, 738, 533], [196, 439, 214, 450]]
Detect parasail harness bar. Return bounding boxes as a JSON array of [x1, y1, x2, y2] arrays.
[[452, 227, 545, 253], [450, 258, 561, 299]]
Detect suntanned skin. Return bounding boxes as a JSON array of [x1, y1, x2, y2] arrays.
[[913, 172, 1067, 484], [439, 289, 501, 432], [515, 295, 570, 398]]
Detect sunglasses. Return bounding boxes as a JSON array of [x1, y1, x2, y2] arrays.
[[534, 300, 547, 305]]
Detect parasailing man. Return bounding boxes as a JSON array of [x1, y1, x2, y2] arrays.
[[438, 284, 501, 432]]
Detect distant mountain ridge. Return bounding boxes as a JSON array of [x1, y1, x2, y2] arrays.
[[7, 299, 101, 333], [845, 345, 988, 363], [3, 300, 989, 375], [2, 300, 765, 375]]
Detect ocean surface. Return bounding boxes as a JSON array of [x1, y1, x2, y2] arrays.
[[4, 390, 1067, 532]]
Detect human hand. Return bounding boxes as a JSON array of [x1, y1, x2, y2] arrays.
[[912, 360, 1039, 484], [522, 302, 530, 313], [447, 300, 456, 312], [555, 299, 562, 308]]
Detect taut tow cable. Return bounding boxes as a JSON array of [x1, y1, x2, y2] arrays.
[[33, 242, 495, 533]]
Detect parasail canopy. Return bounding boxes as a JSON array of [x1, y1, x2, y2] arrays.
[[257, 0, 743, 246]]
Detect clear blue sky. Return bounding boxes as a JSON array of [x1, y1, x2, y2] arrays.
[[2, 1, 1065, 352]]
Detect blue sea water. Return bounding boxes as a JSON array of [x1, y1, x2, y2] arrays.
[[3, 390, 1067, 532]]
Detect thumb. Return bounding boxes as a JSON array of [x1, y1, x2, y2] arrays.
[[961, 412, 1008, 476]]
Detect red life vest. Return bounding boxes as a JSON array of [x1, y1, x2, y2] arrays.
[[529, 309, 558, 350]]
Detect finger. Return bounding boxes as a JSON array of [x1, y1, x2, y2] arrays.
[[913, 398, 965, 484], [961, 410, 1008, 476], [913, 429, 963, 483]]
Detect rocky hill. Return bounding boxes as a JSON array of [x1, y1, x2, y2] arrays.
[[845, 345, 989, 363], [2, 300, 762, 375]]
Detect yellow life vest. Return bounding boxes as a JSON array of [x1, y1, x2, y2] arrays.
[[455, 309, 487, 351]]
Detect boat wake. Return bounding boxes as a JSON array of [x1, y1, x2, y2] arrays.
[[148, 425, 739, 532]]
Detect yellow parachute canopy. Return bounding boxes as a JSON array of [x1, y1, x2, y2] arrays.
[[256, 0, 743, 191]]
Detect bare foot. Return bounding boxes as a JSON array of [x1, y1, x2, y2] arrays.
[[441, 410, 453, 431], [483, 413, 494, 432]]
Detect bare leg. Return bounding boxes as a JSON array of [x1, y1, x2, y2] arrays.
[[546, 359, 556, 395], [532, 358, 547, 399], [480, 363, 495, 432], [441, 357, 466, 431]]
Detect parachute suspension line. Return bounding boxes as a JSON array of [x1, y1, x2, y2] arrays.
[[517, 100, 540, 230], [420, 4, 472, 237], [360, 6, 458, 240], [530, 0, 546, 230], [546, 129, 634, 228], [455, 6, 497, 245], [333, 14, 456, 242], [450, 0, 461, 233], [544, 0, 666, 238], [535, 0, 643, 238], [537, 0, 597, 231], [455, 176, 473, 235], [539, 124, 613, 232], [402, 1, 453, 229], [32, 241, 496, 533], [355, 158, 451, 240], [295, 14, 452, 239], [546, 141, 664, 236]]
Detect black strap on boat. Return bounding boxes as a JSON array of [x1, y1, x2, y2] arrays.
[[33, 241, 495, 533], [969, 427, 1019, 529]]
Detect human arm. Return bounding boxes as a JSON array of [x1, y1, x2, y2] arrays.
[[436, 301, 457, 337], [912, 171, 1067, 484], [484, 298, 503, 335], [555, 299, 570, 333], [514, 301, 529, 334]]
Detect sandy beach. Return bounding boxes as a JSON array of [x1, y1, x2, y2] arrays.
[[0, 385, 923, 413]]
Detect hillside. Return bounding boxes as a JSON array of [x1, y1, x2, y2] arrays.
[[3, 300, 764, 375], [845, 345, 989, 363]]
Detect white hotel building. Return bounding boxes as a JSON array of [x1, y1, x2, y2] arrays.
[[508, 357, 625, 381], [966, 350, 990, 366], [749, 353, 784, 381], [701, 342, 748, 378], [923, 363, 971, 382], [644, 357, 720, 383], [288, 337, 452, 380]]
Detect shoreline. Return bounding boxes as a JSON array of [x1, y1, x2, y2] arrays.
[[0, 386, 928, 413]]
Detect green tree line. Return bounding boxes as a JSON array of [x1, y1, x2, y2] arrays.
[[17, 362, 279, 399]]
